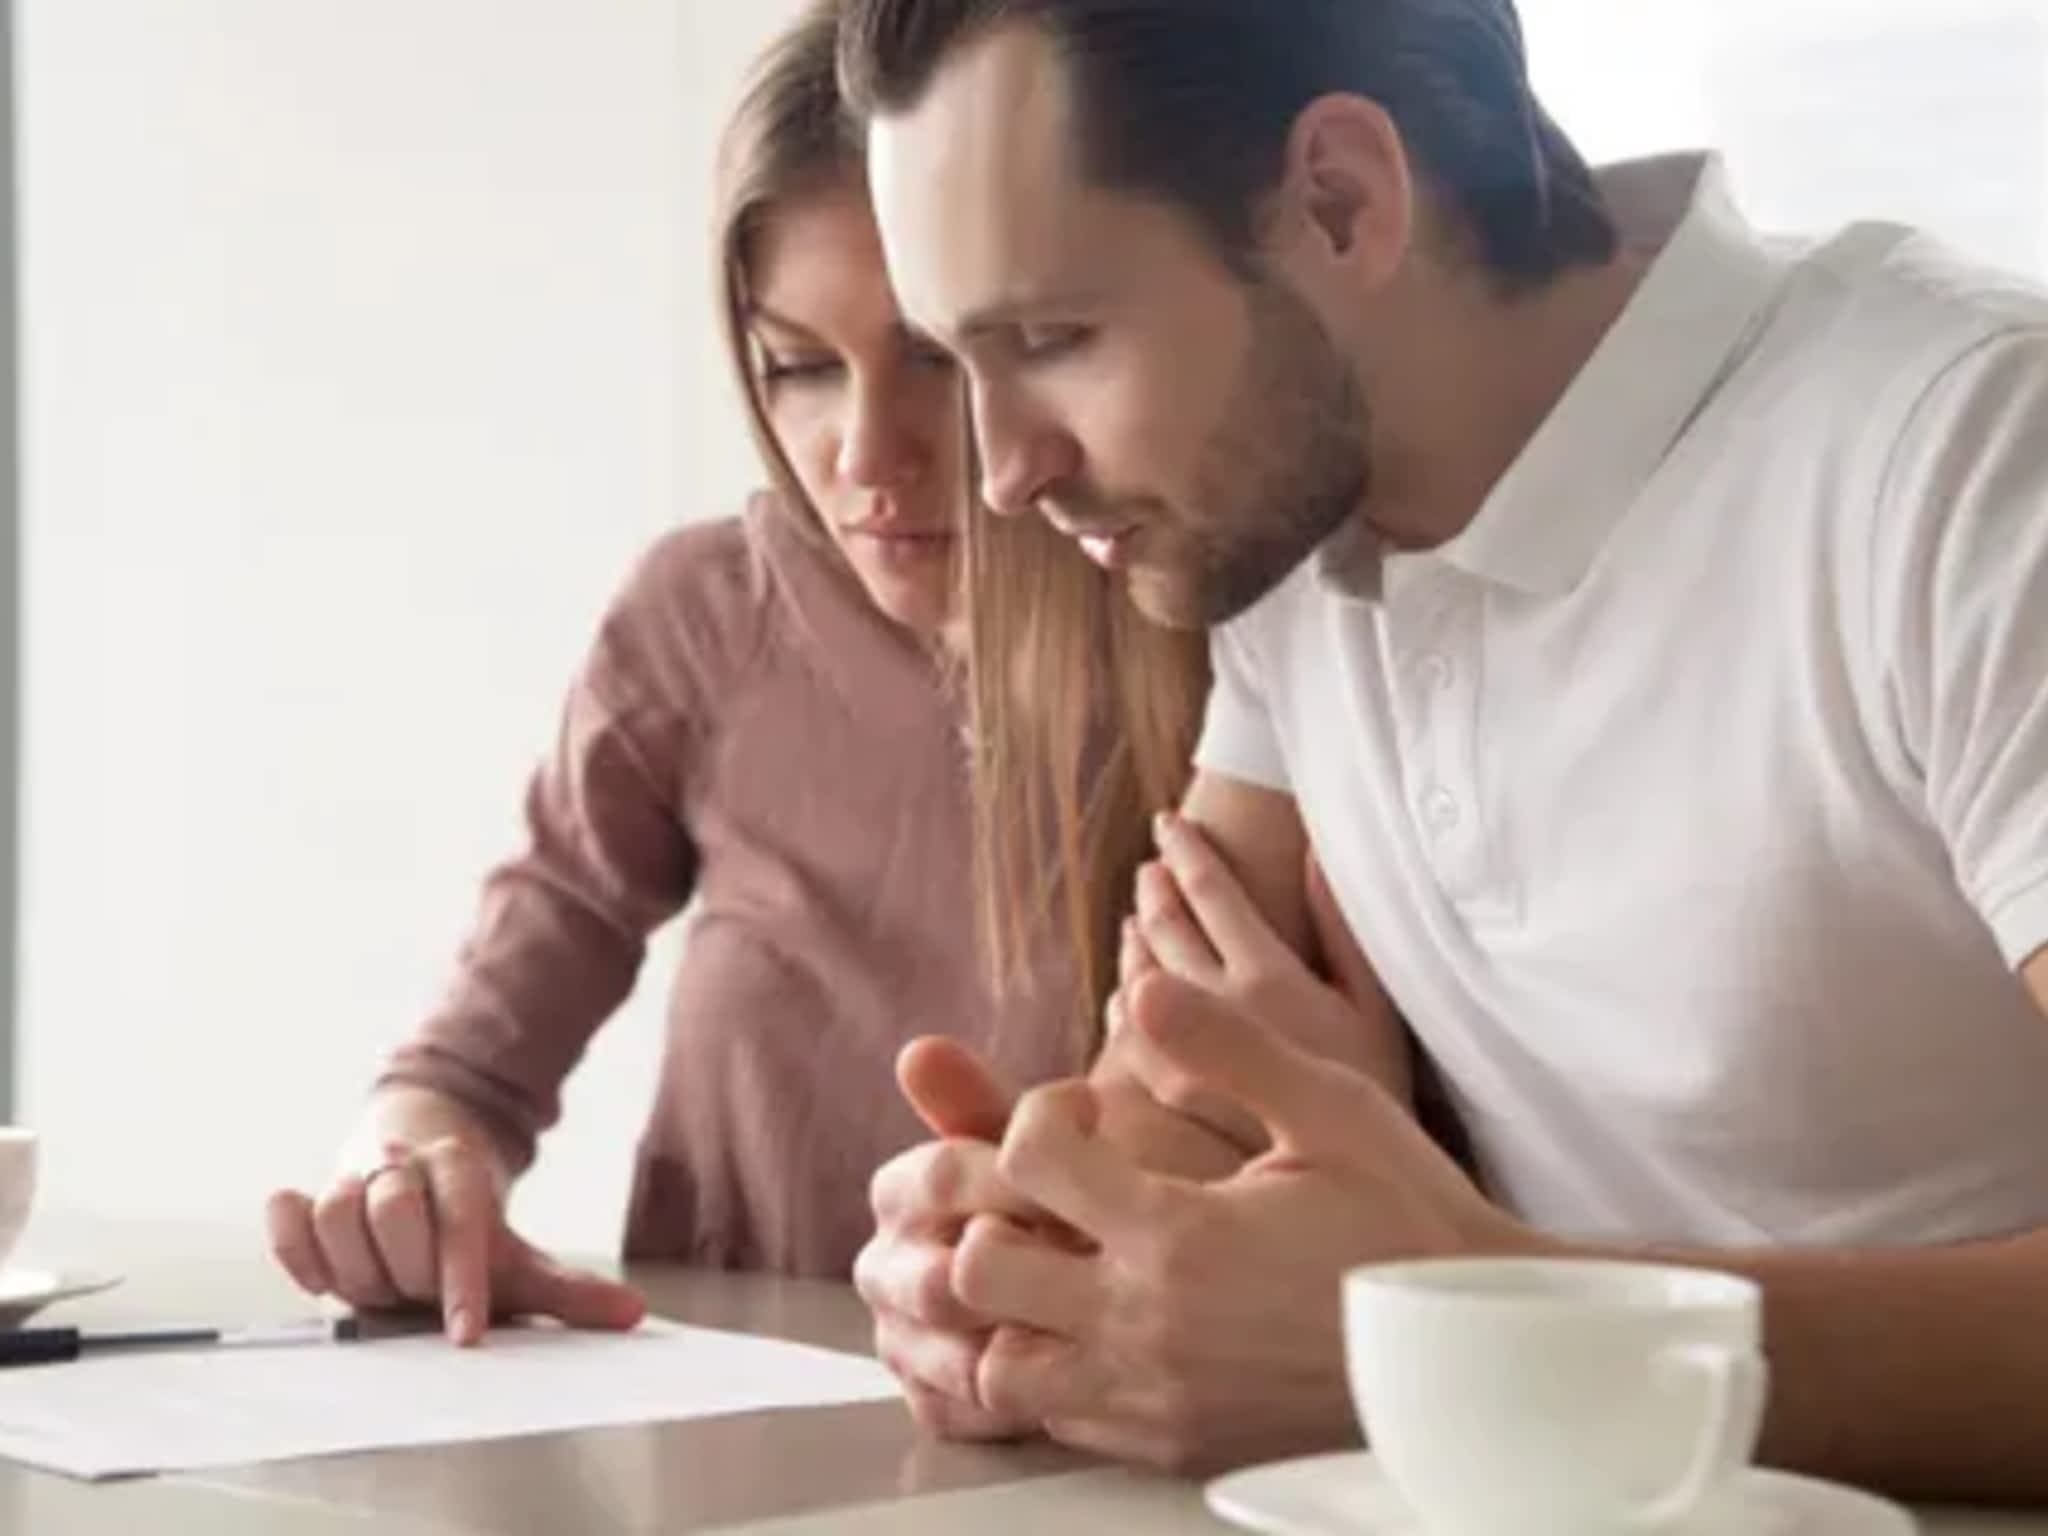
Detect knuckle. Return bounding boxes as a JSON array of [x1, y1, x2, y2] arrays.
[[418, 1134, 467, 1161], [936, 1341, 983, 1403], [915, 1245, 967, 1321], [422, 1144, 487, 1201], [1134, 901, 1176, 944], [310, 1181, 359, 1231], [1001, 1082, 1073, 1163], [1176, 861, 1225, 913], [364, 1170, 422, 1224], [911, 1147, 966, 1216], [1124, 911, 1155, 954], [908, 1329, 979, 1404], [275, 1225, 320, 1270], [864, 1240, 930, 1319], [1153, 1074, 1207, 1121], [873, 1141, 947, 1224], [925, 1236, 987, 1318], [871, 1313, 910, 1371], [264, 1192, 310, 1246], [1101, 990, 1126, 1042], [948, 1223, 1002, 1312], [1010, 1081, 1057, 1123], [868, 1156, 907, 1220], [851, 1238, 887, 1305], [1123, 970, 1174, 1036], [264, 1188, 308, 1224], [271, 1238, 318, 1284], [992, 1135, 1036, 1195], [975, 1349, 1023, 1419]]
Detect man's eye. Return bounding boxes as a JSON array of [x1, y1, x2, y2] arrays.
[[761, 355, 844, 386], [1015, 325, 1092, 361]]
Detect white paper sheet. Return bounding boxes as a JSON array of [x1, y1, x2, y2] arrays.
[[0, 1319, 901, 1480]]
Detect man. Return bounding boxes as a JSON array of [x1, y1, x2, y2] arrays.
[[837, 0, 2048, 1501]]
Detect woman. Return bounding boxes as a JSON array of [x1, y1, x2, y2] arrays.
[[265, 1, 1153, 1341]]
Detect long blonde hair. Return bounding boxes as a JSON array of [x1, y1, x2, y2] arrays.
[[966, 500, 1210, 1051], [713, 0, 861, 540]]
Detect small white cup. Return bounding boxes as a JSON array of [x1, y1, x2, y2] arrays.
[[1345, 1257, 1767, 1536], [0, 1129, 38, 1273]]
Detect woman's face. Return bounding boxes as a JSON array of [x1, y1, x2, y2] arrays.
[[747, 183, 965, 638]]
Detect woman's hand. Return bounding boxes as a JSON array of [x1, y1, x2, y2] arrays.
[[265, 1100, 645, 1345], [1114, 814, 1412, 1111]]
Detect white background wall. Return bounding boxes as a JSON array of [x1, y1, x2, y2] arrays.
[[16, 0, 801, 1255], [10, 1, 2046, 1262], [1522, 0, 2048, 276]]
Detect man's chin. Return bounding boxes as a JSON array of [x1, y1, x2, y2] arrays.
[[1125, 568, 1216, 633]]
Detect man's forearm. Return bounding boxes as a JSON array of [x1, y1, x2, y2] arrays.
[[1570, 1225, 2048, 1503]]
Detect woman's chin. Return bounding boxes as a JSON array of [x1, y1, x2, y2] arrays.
[[854, 567, 953, 640]]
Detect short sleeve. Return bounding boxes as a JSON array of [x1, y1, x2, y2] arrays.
[[1881, 327, 2048, 970], [1193, 615, 1293, 793]]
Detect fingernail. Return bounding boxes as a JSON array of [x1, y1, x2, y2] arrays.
[[1153, 811, 1173, 846], [447, 1305, 474, 1343]]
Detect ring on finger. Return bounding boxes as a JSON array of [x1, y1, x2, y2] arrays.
[[364, 1151, 421, 1195]]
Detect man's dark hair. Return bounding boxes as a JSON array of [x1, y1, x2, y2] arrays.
[[838, 0, 1616, 294]]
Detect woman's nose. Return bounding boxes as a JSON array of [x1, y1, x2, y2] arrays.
[[837, 379, 928, 489]]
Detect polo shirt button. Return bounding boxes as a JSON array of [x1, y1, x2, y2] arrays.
[[1422, 787, 1462, 833], [1417, 654, 1453, 690]]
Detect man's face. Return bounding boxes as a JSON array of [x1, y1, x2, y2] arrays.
[[868, 24, 1369, 629]]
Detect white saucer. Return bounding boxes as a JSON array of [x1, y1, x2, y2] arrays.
[[1206, 1451, 1918, 1536], [0, 1267, 122, 1329]]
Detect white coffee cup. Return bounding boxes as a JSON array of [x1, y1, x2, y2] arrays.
[[1345, 1257, 1767, 1536], [0, 1128, 36, 1273]]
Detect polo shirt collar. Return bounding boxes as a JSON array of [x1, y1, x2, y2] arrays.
[[1317, 153, 1791, 602]]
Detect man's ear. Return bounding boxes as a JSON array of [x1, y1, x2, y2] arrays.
[[1267, 93, 1414, 295]]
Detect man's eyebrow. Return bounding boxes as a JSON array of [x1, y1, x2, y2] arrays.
[[956, 290, 1107, 338]]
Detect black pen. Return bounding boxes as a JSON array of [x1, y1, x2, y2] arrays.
[[0, 1311, 446, 1368]]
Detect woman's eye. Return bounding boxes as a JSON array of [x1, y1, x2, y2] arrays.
[[906, 339, 957, 373], [761, 355, 844, 387]]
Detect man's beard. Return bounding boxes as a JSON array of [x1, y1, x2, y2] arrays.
[[1132, 280, 1372, 630]]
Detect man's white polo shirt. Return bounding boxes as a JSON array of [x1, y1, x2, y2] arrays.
[[1196, 154, 2048, 1247]]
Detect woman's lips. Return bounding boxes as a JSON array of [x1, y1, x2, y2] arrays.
[[846, 526, 955, 569]]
